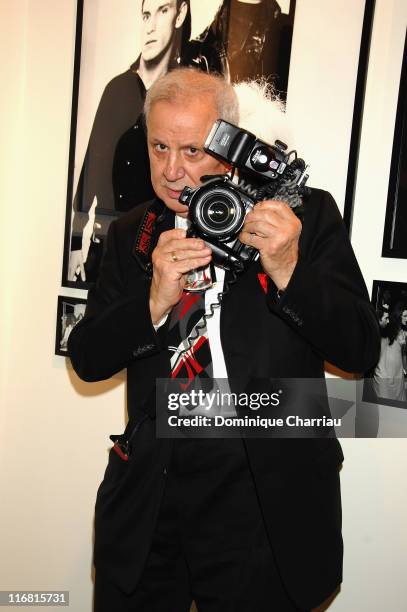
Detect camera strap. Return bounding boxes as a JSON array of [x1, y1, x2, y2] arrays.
[[132, 199, 168, 277]]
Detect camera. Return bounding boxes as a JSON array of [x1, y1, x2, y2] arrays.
[[179, 120, 310, 271], [179, 174, 258, 271]]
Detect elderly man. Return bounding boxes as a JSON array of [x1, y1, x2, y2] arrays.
[[69, 68, 380, 611]]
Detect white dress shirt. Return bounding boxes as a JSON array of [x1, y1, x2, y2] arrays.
[[154, 215, 228, 379]]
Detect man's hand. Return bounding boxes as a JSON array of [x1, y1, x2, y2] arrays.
[[68, 250, 86, 282], [149, 229, 212, 324], [239, 200, 302, 290]]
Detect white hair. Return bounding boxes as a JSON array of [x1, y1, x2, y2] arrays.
[[233, 80, 292, 149], [145, 70, 292, 155], [144, 67, 239, 125]]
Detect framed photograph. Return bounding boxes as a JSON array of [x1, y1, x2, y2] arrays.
[[363, 280, 407, 409], [61, 0, 373, 288], [382, 29, 407, 258], [55, 296, 87, 357]]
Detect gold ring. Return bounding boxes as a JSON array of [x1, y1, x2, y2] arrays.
[[171, 251, 178, 262]]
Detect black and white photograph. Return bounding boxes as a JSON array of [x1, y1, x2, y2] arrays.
[[55, 296, 87, 356], [61, 0, 371, 288], [62, 0, 298, 289], [200, 0, 296, 94], [382, 29, 407, 259], [364, 280, 407, 408]]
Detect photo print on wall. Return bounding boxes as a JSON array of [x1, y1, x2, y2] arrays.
[[61, 0, 298, 289], [363, 280, 407, 409], [55, 296, 87, 357]]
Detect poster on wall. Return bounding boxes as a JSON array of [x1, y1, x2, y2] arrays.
[[61, 0, 297, 289], [363, 280, 407, 409], [382, 29, 407, 259], [55, 296, 87, 357]]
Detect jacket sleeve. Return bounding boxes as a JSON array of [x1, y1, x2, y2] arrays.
[[266, 189, 380, 373], [68, 219, 162, 382]]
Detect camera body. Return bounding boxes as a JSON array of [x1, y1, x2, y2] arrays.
[[179, 120, 310, 271], [179, 174, 258, 271]]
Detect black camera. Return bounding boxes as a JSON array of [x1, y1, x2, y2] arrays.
[[179, 174, 258, 271], [179, 120, 310, 271]]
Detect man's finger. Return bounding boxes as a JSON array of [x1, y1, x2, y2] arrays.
[[246, 207, 289, 226], [174, 255, 212, 274], [165, 247, 212, 262], [242, 219, 275, 238], [255, 199, 291, 213], [239, 231, 266, 250], [157, 228, 187, 245], [162, 237, 207, 253]]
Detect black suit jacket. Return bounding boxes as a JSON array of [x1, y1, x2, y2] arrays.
[[68, 188, 380, 609]]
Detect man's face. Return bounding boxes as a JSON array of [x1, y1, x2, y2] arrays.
[[147, 97, 229, 216], [141, 0, 183, 62], [401, 310, 407, 326]]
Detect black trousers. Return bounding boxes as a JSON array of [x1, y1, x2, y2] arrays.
[[94, 438, 307, 612]]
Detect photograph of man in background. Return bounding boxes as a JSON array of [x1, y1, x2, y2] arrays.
[[68, 0, 192, 283], [65, 0, 296, 286]]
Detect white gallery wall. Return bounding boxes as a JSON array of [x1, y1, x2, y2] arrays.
[[0, 1, 406, 611]]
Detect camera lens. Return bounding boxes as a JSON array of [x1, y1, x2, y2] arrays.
[[205, 200, 232, 225], [192, 187, 245, 238]]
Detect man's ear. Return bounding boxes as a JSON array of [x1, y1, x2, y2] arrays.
[[175, 1, 188, 29]]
